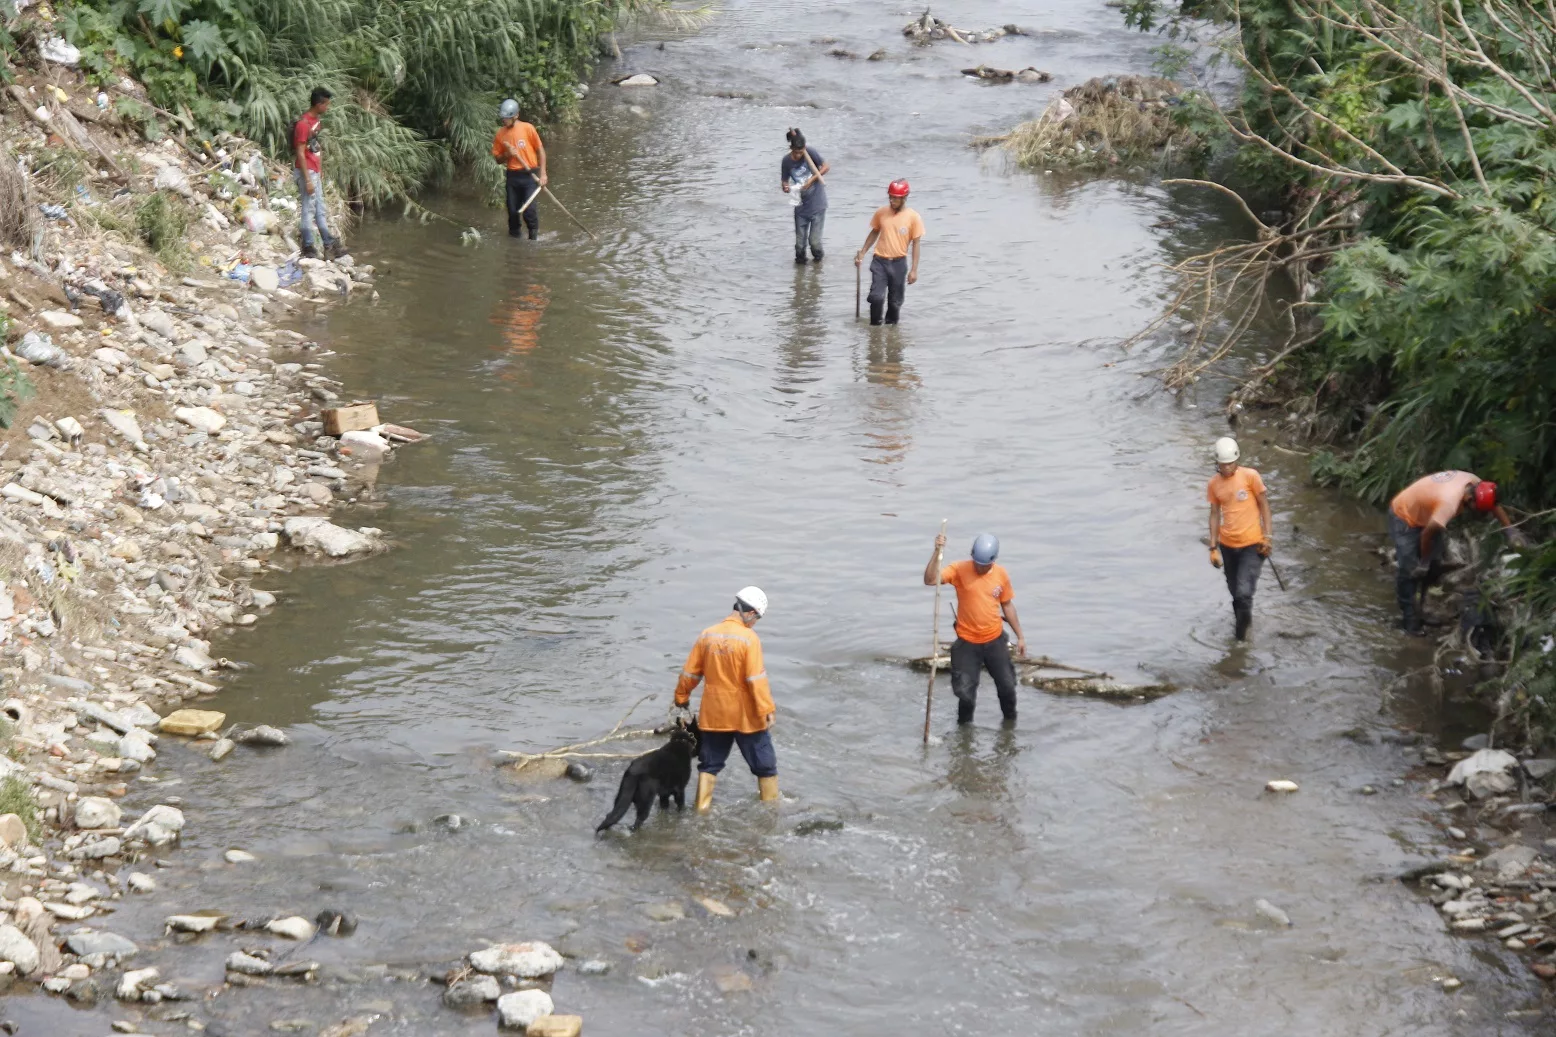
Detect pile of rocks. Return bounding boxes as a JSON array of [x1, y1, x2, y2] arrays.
[[443, 940, 584, 1035], [903, 11, 1031, 44], [1407, 746, 1556, 983], [0, 56, 416, 1013]]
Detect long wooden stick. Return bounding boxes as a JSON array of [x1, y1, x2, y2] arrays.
[[542, 185, 599, 240], [516, 183, 542, 216], [924, 519, 948, 743], [856, 261, 862, 320]]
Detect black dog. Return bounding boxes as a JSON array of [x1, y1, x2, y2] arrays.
[[595, 722, 699, 833]]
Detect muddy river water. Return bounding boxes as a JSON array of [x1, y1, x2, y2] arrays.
[[20, 0, 1551, 1034]]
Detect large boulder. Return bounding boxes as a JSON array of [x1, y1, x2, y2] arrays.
[[122, 804, 184, 846], [0, 924, 40, 975], [497, 989, 555, 1030], [74, 797, 122, 829]]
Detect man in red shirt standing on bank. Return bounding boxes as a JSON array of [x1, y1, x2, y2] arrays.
[[855, 179, 924, 326], [1206, 436, 1273, 642], [924, 532, 1027, 726], [292, 87, 343, 259]]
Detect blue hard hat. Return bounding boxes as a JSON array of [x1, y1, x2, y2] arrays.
[[971, 533, 999, 565]]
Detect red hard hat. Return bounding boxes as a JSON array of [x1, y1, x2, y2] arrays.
[[1472, 480, 1498, 512], [887, 179, 910, 198]]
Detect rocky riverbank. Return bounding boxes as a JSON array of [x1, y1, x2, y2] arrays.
[[0, 58, 427, 1019]]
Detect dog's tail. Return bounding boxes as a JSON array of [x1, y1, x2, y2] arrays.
[[595, 774, 637, 833]]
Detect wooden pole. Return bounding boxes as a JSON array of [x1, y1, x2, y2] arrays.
[[516, 184, 543, 216], [924, 519, 948, 744], [542, 185, 599, 240], [856, 261, 862, 320]]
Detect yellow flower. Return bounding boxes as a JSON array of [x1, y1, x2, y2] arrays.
[[173, 46, 183, 59]]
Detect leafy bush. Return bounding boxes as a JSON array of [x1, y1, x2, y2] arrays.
[[135, 190, 190, 263], [61, 0, 659, 204]]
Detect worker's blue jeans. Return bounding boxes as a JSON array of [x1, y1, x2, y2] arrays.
[[794, 209, 824, 260], [293, 169, 337, 250], [698, 729, 777, 778]]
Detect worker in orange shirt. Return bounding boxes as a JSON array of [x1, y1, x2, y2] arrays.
[[672, 587, 778, 811], [1207, 436, 1273, 641], [1389, 471, 1526, 635], [854, 179, 924, 326], [923, 533, 1027, 725], [491, 99, 548, 239]]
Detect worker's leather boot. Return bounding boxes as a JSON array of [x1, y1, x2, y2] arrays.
[[695, 773, 716, 813], [758, 776, 780, 802]]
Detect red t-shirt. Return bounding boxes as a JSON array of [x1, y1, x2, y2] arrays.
[[293, 111, 322, 174]]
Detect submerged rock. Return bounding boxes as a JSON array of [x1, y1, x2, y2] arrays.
[[443, 974, 501, 1006], [284, 517, 381, 557], [234, 725, 291, 747]]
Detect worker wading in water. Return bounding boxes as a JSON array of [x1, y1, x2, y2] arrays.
[[671, 587, 779, 810], [1206, 437, 1273, 641], [492, 99, 548, 239], [855, 180, 924, 325], [1388, 471, 1527, 635], [781, 128, 829, 264], [924, 533, 1027, 725]]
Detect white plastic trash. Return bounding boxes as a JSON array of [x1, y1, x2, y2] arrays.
[[39, 37, 81, 67]]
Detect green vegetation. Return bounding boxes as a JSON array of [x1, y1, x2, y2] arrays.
[[53, 0, 668, 204], [1122, 0, 1556, 739], [134, 189, 191, 265], [0, 776, 40, 843], [993, 75, 1211, 171]]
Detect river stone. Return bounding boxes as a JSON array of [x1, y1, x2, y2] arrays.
[[166, 912, 225, 933], [225, 951, 273, 975], [75, 796, 121, 829], [70, 835, 121, 859], [127, 872, 156, 893], [617, 73, 659, 86], [234, 725, 290, 746], [0, 925, 40, 975], [177, 339, 208, 365], [443, 974, 501, 1006], [1523, 759, 1556, 780], [139, 309, 176, 340], [0, 813, 27, 849], [122, 704, 163, 728], [250, 265, 279, 292], [267, 916, 316, 940], [161, 708, 226, 735], [283, 516, 378, 557], [117, 966, 159, 1000], [39, 309, 83, 329], [64, 930, 138, 959], [209, 737, 235, 761], [1480, 844, 1540, 881], [527, 1017, 583, 1037], [123, 804, 185, 846], [496, 989, 554, 1030], [644, 901, 684, 922], [174, 406, 225, 434], [1254, 898, 1292, 927], [119, 729, 157, 763], [225, 848, 257, 863], [470, 941, 565, 978]]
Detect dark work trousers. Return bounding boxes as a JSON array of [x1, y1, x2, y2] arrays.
[[1389, 511, 1442, 630], [1219, 542, 1263, 640], [504, 169, 540, 238], [867, 255, 908, 325], [698, 729, 778, 777], [949, 636, 1018, 723]]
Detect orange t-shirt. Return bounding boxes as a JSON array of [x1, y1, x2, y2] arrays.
[[870, 206, 924, 259], [492, 122, 543, 171], [672, 614, 774, 734], [938, 560, 1013, 645], [1391, 471, 1478, 529], [1206, 466, 1267, 548]]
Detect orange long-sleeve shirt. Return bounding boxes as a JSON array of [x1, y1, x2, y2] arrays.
[[673, 614, 774, 733]]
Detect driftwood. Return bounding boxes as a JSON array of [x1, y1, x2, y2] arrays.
[[962, 65, 1052, 83], [498, 693, 664, 772], [904, 10, 1030, 45]]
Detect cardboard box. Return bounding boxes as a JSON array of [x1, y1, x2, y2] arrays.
[[322, 402, 379, 436]]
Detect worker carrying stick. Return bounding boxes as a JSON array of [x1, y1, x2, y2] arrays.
[[923, 533, 1027, 725], [1388, 471, 1527, 636], [491, 99, 548, 240], [670, 587, 779, 811], [1206, 436, 1273, 642]]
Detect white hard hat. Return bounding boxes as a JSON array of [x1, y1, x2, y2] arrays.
[[1214, 436, 1240, 464], [735, 586, 768, 616]]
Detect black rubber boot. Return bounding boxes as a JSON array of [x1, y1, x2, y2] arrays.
[[1233, 601, 1252, 641], [1402, 604, 1426, 637], [795, 253, 807, 264], [811, 250, 824, 262], [869, 301, 884, 325], [956, 699, 974, 725], [300, 244, 320, 259]]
